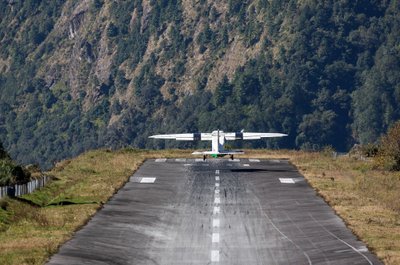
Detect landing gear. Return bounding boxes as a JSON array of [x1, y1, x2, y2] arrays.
[[203, 155, 206, 161], [230, 155, 234, 160]]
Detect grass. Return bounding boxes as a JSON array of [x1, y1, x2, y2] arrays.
[[0, 148, 399, 264]]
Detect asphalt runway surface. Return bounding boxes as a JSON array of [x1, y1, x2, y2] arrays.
[[48, 159, 382, 265]]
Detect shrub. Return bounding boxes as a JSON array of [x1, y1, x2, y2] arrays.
[[375, 121, 400, 170]]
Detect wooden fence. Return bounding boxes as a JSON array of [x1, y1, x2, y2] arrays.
[[0, 175, 49, 199]]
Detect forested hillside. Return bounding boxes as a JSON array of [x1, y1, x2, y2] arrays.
[[0, 0, 399, 168]]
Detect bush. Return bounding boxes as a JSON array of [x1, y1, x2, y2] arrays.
[[375, 121, 400, 170]]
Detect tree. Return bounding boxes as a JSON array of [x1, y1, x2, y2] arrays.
[[0, 140, 9, 160], [376, 121, 400, 170]]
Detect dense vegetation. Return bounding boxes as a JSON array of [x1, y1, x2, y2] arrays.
[[0, 0, 400, 168], [0, 141, 30, 186]]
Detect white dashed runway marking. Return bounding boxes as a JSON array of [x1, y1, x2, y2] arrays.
[[214, 197, 220, 204], [155, 158, 166, 162], [279, 178, 304, 184], [213, 206, 220, 214], [139, 177, 156, 184], [243, 164, 250, 167], [249, 159, 260, 162], [215, 183, 220, 187], [212, 233, 220, 243], [211, 250, 220, 262], [215, 170, 220, 174], [215, 176, 220, 181], [213, 219, 220, 227]]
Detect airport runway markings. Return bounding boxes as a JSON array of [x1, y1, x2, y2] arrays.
[[211, 250, 220, 262], [139, 177, 156, 183], [155, 158, 167, 162], [212, 233, 220, 243], [243, 164, 250, 167], [212, 169, 221, 263], [279, 178, 304, 184], [249, 159, 260, 162]]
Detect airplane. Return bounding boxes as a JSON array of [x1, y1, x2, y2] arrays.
[[149, 130, 287, 160]]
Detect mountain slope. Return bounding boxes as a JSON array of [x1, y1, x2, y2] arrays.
[[0, 0, 399, 168]]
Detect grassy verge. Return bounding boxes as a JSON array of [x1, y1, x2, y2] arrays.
[[0, 149, 398, 264]]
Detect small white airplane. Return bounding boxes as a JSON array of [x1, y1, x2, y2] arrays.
[[149, 130, 287, 160]]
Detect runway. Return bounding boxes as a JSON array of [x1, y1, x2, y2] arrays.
[[47, 159, 382, 265]]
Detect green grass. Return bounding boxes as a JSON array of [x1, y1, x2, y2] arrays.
[[0, 149, 399, 264]]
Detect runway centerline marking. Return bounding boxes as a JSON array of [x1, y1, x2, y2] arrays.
[[214, 197, 220, 204], [243, 164, 250, 167], [215, 170, 220, 174], [215, 189, 220, 194], [155, 158, 166, 162], [215, 176, 220, 181], [213, 206, 220, 214], [213, 219, 220, 227], [211, 250, 220, 262], [249, 159, 260, 162], [212, 233, 220, 243], [215, 183, 220, 187]]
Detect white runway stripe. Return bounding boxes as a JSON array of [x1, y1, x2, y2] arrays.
[[214, 197, 220, 204], [211, 250, 220, 262], [140, 177, 156, 183], [213, 206, 220, 214], [155, 158, 166, 162], [212, 233, 220, 243], [215, 176, 220, 181], [213, 219, 220, 227], [249, 159, 260, 162], [215, 170, 220, 174]]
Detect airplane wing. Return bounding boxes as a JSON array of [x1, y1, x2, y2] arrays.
[[225, 132, 287, 140], [149, 133, 212, 141]]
